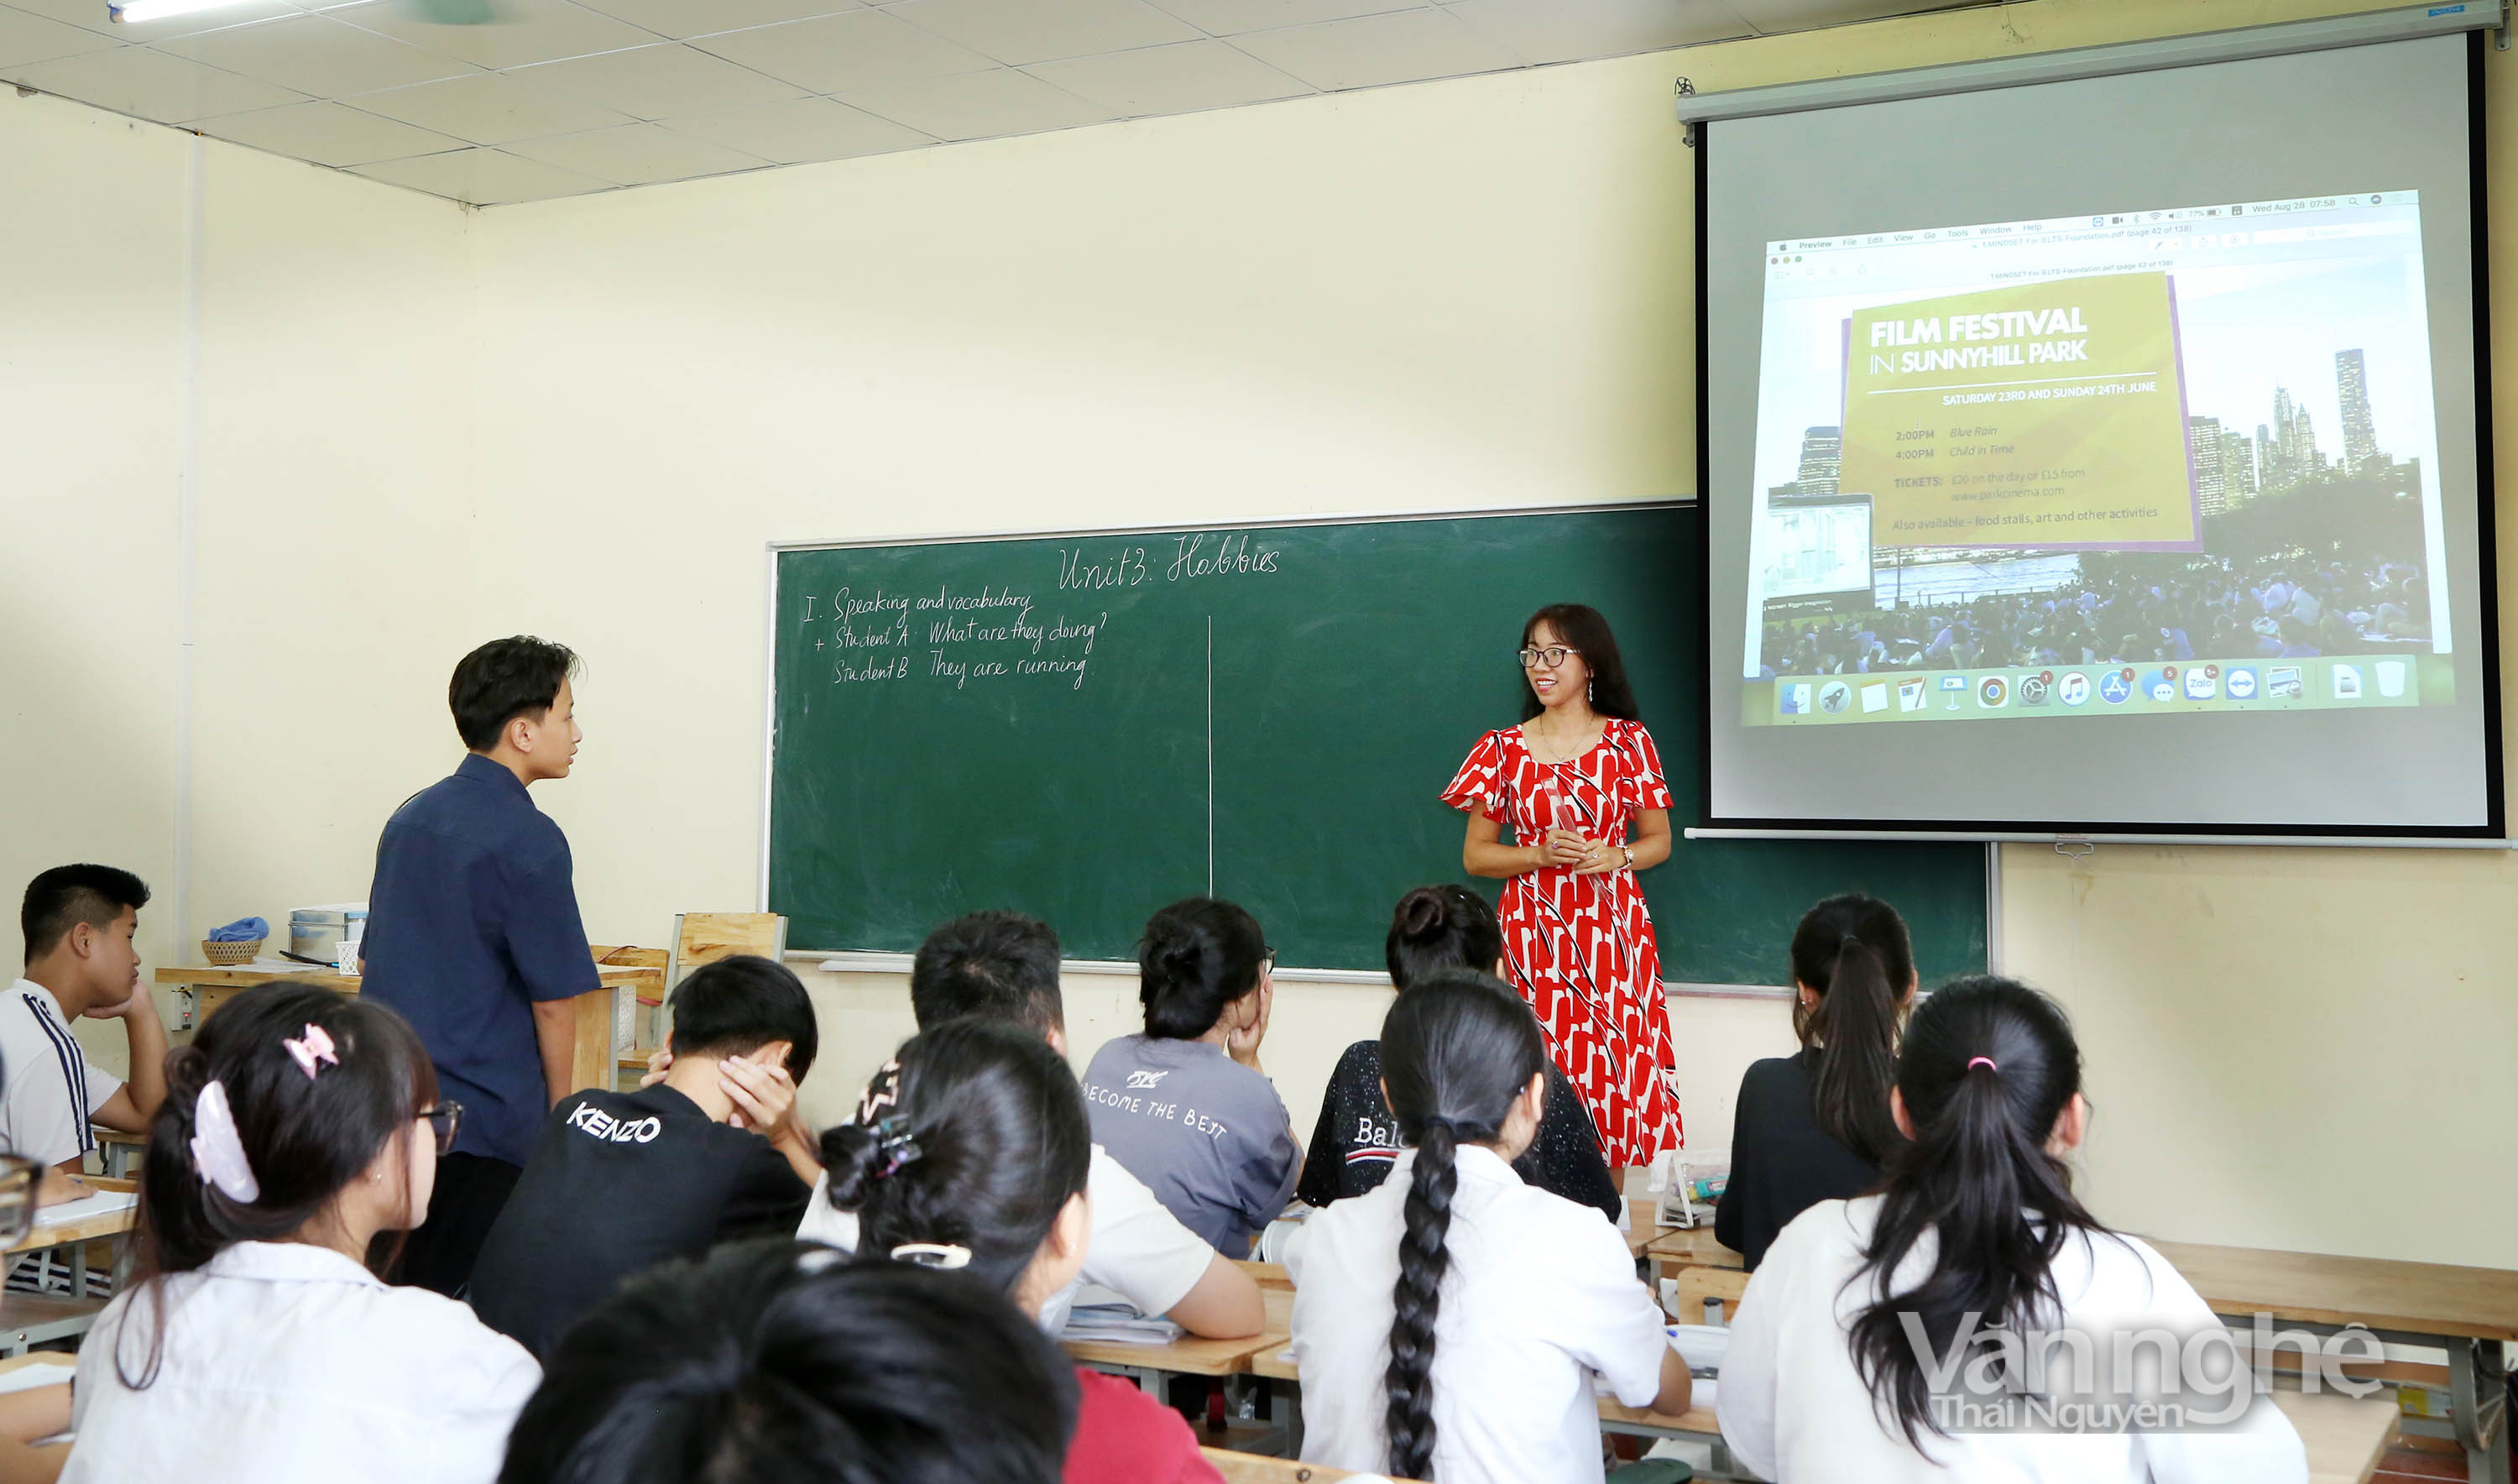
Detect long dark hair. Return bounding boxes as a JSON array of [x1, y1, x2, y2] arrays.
[[1847, 976, 2106, 1450], [499, 1242, 1076, 1484], [1378, 970, 1548, 1481], [123, 982, 436, 1388], [1385, 885, 1502, 990], [818, 1020, 1090, 1298], [1787, 894, 1913, 1166], [1516, 604, 1640, 722], [1136, 896, 1266, 1040]]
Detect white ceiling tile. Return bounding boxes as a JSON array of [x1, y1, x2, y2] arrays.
[[349, 66, 630, 141], [1026, 39, 1305, 117], [841, 65, 1107, 142], [9, 43, 305, 120], [353, 142, 609, 201], [196, 96, 464, 162], [891, 0, 1195, 67], [1230, 7, 1514, 91], [334, 0, 663, 69], [575, 0, 855, 39], [7, 0, 307, 42], [663, 94, 928, 164], [1141, 0, 1418, 35], [1443, 0, 1749, 64], [504, 118, 766, 182], [513, 41, 802, 118], [691, 8, 988, 94], [156, 13, 476, 95], [0, 4, 118, 65], [1727, 0, 1968, 32]]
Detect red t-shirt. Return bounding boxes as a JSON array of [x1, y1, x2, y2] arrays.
[[1063, 1367, 1223, 1484]]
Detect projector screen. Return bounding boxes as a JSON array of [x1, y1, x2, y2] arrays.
[[1700, 30, 2500, 838]]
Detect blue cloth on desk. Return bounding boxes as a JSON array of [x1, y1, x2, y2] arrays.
[[206, 917, 268, 943]]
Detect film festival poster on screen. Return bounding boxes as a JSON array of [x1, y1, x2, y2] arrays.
[[1740, 191, 2449, 729]]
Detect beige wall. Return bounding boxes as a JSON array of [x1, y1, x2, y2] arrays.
[[8, 0, 2509, 1267], [0, 92, 473, 1074]]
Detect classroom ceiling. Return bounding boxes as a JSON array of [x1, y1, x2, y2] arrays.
[[3, 0, 1990, 206]]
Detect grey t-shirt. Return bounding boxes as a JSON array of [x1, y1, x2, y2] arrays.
[[1080, 1034, 1301, 1257]]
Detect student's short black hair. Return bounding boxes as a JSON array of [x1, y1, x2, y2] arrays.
[[1136, 897, 1267, 1041], [499, 1241, 1074, 1484], [909, 912, 1063, 1036], [667, 956, 818, 1080], [450, 637, 579, 752], [22, 865, 149, 964]]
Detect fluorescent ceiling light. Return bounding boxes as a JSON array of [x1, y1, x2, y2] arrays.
[[109, 0, 263, 22]]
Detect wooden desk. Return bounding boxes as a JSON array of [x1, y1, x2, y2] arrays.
[[1063, 1288, 1292, 1393], [89, 1129, 144, 1180], [2149, 1238, 2510, 1484], [0, 1178, 138, 1357], [156, 957, 664, 1099], [1201, 1447, 1421, 1483], [1643, 1223, 1745, 1272]]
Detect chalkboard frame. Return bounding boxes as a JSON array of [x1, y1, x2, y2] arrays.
[[760, 501, 1990, 985]]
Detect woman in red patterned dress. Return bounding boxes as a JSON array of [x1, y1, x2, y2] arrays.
[[1440, 604, 1680, 1170]]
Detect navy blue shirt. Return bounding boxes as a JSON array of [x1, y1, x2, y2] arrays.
[[362, 754, 600, 1168]]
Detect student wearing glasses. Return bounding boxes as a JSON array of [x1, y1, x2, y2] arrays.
[[61, 984, 536, 1484], [1080, 898, 1299, 1257], [1444, 604, 1681, 1171]]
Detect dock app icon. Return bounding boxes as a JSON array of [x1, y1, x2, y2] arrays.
[[1898, 677, 1928, 712], [2225, 667, 2258, 700], [1860, 682, 1888, 713], [1780, 682, 1811, 716], [1940, 675, 1967, 711], [2058, 672, 2091, 706], [2331, 664, 2364, 700]]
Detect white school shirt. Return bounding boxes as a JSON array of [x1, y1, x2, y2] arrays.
[[63, 1241, 540, 1484], [1717, 1194, 2308, 1484], [796, 1143, 1215, 1327], [0, 980, 122, 1167], [1284, 1145, 1669, 1484]]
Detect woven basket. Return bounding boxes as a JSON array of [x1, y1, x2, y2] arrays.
[[201, 938, 264, 965]]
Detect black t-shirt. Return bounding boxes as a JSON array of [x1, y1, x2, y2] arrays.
[[1714, 1047, 1888, 1270], [468, 1083, 811, 1356], [1296, 1040, 1622, 1223]]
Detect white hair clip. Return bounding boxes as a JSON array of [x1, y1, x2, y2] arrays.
[[889, 1242, 973, 1271], [190, 1079, 260, 1204]]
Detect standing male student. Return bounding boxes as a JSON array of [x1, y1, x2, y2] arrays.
[[8, 865, 169, 1196], [362, 636, 600, 1296]]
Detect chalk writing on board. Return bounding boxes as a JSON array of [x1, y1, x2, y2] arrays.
[[1166, 532, 1280, 581], [1058, 531, 1284, 591]]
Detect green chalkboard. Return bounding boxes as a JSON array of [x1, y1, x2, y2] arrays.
[[767, 506, 1986, 985]]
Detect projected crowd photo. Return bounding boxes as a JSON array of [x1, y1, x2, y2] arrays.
[[1742, 191, 2453, 725]]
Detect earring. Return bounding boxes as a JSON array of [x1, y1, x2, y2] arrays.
[[1586, 680, 1594, 703]]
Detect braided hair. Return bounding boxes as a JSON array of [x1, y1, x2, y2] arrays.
[[1377, 969, 1548, 1480]]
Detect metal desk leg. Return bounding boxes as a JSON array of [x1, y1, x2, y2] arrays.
[[68, 1243, 86, 1301], [2446, 1335, 2508, 1484]]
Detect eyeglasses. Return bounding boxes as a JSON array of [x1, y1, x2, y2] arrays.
[[418, 1102, 464, 1157], [0, 1156, 37, 1246], [1518, 645, 1580, 670], [1261, 947, 1277, 975]]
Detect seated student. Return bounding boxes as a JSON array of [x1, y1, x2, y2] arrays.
[[468, 955, 819, 1355], [499, 1245, 1074, 1484], [1288, 971, 1687, 1484], [1716, 893, 1911, 1269], [795, 911, 1262, 1338], [821, 1019, 1223, 1484], [1080, 897, 1298, 1256], [64, 983, 536, 1484], [1299, 885, 1619, 1222], [8, 866, 170, 1199], [1718, 977, 2306, 1481]]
